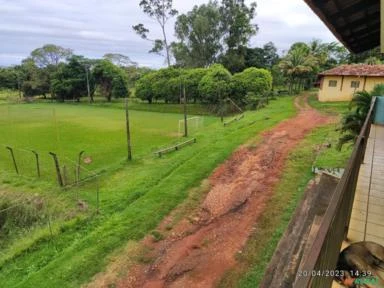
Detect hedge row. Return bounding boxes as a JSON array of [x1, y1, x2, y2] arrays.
[[135, 64, 272, 105]]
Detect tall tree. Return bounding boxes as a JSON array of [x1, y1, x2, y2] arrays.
[[172, 2, 222, 67], [51, 56, 95, 102], [103, 53, 138, 67], [244, 42, 279, 69], [219, 0, 258, 51], [31, 44, 73, 67], [279, 44, 318, 94], [133, 0, 178, 66], [93, 60, 129, 102], [172, 0, 258, 71], [19, 58, 51, 98], [218, 0, 258, 72]]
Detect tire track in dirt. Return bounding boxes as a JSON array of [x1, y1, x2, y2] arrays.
[[115, 94, 333, 288]]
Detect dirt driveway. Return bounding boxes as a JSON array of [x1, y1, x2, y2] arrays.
[[108, 94, 332, 288]]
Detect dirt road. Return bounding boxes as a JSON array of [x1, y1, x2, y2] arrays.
[[116, 94, 332, 288]]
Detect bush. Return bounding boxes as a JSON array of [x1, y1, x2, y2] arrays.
[[198, 64, 232, 104], [93, 60, 129, 101], [231, 68, 273, 103], [152, 68, 182, 103], [184, 68, 208, 103], [135, 72, 156, 103], [135, 68, 182, 104]]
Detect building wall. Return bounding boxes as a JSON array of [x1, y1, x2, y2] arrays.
[[318, 76, 384, 102]]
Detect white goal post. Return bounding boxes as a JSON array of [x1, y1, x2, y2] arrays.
[[178, 116, 204, 137]]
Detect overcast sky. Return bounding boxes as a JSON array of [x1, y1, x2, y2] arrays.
[[0, 0, 338, 67]]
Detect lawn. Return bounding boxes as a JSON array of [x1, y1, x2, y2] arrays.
[[0, 103, 214, 184], [308, 92, 350, 115], [307, 92, 353, 169], [0, 96, 297, 288]]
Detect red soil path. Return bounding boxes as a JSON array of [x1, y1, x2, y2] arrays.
[[117, 94, 332, 288]]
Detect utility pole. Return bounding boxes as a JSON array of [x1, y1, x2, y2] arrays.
[[183, 84, 188, 137], [125, 97, 132, 161], [219, 90, 224, 123]]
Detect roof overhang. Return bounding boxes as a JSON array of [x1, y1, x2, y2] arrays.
[[303, 0, 380, 53]]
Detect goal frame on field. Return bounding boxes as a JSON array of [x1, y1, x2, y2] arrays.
[[178, 116, 204, 137]]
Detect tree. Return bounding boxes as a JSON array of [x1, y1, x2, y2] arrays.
[[184, 68, 208, 103], [0, 67, 19, 90], [51, 56, 95, 102], [244, 42, 279, 69], [135, 71, 157, 103], [173, 2, 222, 68], [218, 0, 258, 72], [93, 60, 129, 102], [103, 53, 138, 67], [219, 0, 258, 51], [31, 44, 72, 67], [198, 64, 232, 104], [133, 0, 178, 66], [19, 58, 51, 98], [278, 44, 318, 94], [124, 66, 152, 89], [231, 67, 272, 103]]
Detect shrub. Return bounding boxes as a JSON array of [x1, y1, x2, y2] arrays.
[[135, 68, 182, 103], [231, 68, 273, 103], [135, 72, 156, 103], [93, 60, 129, 101], [198, 64, 232, 104], [184, 68, 208, 103]]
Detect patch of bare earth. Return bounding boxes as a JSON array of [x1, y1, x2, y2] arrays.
[[91, 94, 333, 288]]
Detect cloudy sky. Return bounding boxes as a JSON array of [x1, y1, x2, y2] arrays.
[[0, 0, 338, 67]]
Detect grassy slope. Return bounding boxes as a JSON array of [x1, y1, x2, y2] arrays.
[[0, 97, 296, 288], [219, 93, 351, 288]]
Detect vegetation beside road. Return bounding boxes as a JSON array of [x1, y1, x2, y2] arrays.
[[0, 96, 296, 288]]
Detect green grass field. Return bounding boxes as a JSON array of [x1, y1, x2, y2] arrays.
[[0, 96, 297, 288], [0, 103, 215, 185]]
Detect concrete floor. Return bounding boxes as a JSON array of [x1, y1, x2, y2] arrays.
[[332, 124, 384, 287], [347, 124, 384, 246]]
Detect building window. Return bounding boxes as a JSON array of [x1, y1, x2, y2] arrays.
[[329, 80, 337, 87], [351, 81, 360, 88]]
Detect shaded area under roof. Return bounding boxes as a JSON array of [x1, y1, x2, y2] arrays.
[[303, 0, 380, 53], [320, 64, 384, 76]]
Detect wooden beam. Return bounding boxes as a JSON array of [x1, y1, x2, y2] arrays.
[[382, 0, 384, 53]]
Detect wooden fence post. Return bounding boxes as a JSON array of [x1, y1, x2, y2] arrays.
[[6, 146, 18, 175], [49, 152, 63, 187], [31, 150, 40, 177]]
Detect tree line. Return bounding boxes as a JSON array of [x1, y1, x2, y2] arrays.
[[0, 45, 150, 102], [135, 64, 272, 109], [133, 0, 382, 89], [1, 0, 383, 103]]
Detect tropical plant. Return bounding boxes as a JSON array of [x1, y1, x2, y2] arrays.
[[279, 44, 318, 94], [337, 86, 381, 150]]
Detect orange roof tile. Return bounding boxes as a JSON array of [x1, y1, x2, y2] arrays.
[[320, 64, 384, 77]]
